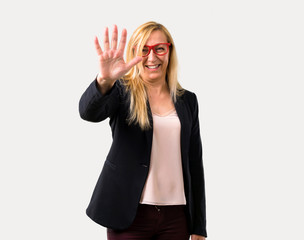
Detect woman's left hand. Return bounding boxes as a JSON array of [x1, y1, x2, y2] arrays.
[[191, 234, 206, 240]]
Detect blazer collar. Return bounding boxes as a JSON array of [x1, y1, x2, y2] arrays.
[[146, 95, 186, 128]]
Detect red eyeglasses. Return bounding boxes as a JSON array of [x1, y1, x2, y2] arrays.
[[141, 43, 171, 57]]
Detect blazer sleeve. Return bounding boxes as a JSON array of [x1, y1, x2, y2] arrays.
[[189, 92, 207, 237], [79, 78, 121, 122]]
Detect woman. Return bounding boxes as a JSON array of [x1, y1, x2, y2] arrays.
[[79, 21, 207, 240]]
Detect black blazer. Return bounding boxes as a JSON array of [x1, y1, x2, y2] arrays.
[[79, 78, 207, 237]]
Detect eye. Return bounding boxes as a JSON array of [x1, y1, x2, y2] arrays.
[[155, 47, 165, 52], [142, 47, 149, 53]]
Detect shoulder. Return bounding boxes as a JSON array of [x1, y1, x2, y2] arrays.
[[176, 88, 200, 120], [178, 88, 199, 106]]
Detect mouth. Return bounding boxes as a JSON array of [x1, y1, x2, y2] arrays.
[[145, 64, 161, 70]]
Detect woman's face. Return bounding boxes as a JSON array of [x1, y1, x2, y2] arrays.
[[140, 30, 169, 83]]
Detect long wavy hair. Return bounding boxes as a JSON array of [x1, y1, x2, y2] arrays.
[[123, 21, 184, 130]]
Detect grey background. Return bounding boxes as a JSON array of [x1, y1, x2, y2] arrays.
[[1, 0, 303, 239]]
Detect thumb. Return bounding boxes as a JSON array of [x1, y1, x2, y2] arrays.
[[125, 56, 143, 70]]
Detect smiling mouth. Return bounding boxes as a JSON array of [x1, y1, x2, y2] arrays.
[[146, 64, 161, 69]]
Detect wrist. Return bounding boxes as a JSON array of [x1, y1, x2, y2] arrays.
[[96, 74, 115, 95]]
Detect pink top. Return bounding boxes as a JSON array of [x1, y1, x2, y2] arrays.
[[140, 108, 187, 205]]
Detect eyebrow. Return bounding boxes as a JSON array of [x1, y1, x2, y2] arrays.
[[144, 43, 169, 47]]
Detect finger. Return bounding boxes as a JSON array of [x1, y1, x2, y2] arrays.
[[111, 24, 118, 50], [117, 28, 127, 54], [94, 36, 103, 55], [125, 56, 142, 70], [104, 27, 110, 51]]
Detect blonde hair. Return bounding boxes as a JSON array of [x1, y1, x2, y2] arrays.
[[123, 21, 184, 130]]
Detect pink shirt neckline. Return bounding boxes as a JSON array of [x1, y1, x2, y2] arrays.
[[152, 108, 175, 117]]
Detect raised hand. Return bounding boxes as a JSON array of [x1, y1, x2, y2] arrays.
[[95, 25, 142, 93], [191, 234, 206, 240]]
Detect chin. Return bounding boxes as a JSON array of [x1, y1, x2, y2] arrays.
[[144, 73, 163, 81]]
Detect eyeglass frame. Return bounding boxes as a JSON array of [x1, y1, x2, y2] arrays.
[[141, 43, 172, 57]]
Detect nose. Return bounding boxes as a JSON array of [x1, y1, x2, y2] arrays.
[[147, 50, 157, 61]]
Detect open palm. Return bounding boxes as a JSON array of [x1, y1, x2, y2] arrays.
[[95, 25, 142, 84]]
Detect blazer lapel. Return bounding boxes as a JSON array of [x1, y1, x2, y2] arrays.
[[174, 97, 188, 166], [144, 100, 153, 166]]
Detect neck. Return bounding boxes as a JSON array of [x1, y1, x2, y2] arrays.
[[143, 78, 169, 96]]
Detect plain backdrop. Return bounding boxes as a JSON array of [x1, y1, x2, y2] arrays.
[[0, 0, 303, 239]]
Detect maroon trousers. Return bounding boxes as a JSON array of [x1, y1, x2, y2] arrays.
[[107, 204, 190, 240]]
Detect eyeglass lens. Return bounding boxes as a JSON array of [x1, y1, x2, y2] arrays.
[[142, 44, 169, 57]]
